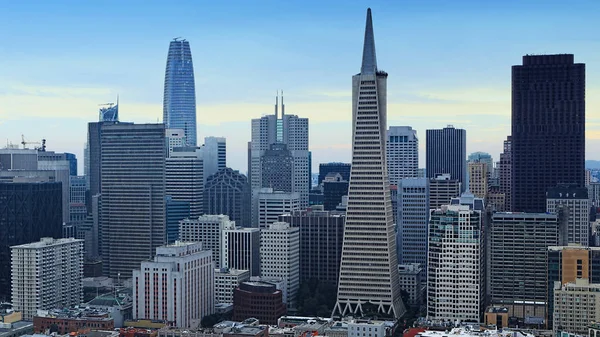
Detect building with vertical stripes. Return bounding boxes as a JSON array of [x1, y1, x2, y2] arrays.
[[397, 178, 429, 267], [133, 242, 214, 328], [386, 126, 419, 186], [222, 227, 260, 276], [425, 126, 467, 192], [512, 54, 585, 212], [166, 148, 203, 218], [100, 123, 166, 279], [179, 214, 235, 269]]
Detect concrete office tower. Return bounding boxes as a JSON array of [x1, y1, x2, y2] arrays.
[[428, 174, 461, 209], [133, 242, 214, 328], [0, 181, 62, 302], [426, 126, 467, 192], [179, 214, 235, 268], [257, 188, 300, 229], [69, 176, 87, 223], [163, 38, 197, 146], [489, 212, 566, 322], [260, 222, 300, 309], [11, 237, 83, 320], [386, 126, 419, 185], [547, 246, 600, 329], [222, 227, 261, 276], [200, 137, 226, 183], [250, 93, 309, 226], [498, 136, 512, 211], [214, 268, 250, 304], [427, 194, 485, 323], [318, 162, 351, 185], [589, 182, 600, 207], [512, 55, 585, 212], [553, 279, 600, 335], [547, 185, 590, 246], [87, 121, 117, 204], [397, 178, 429, 267], [100, 123, 166, 279], [165, 129, 186, 157], [468, 152, 493, 176], [279, 208, 345, 285], [0, 148, 38, 170], [166, 148, 203, 217], [333, 9, 405, 319], [467, 161, 489, 199], [204, 168, 250, 226]]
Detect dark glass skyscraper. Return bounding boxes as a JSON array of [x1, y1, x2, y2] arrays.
[[425, 126, 467, 192], [163, 38, 197, 146], [512, 54, 585, 212]]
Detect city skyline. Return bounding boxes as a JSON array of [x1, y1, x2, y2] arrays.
[[1, 1, 600, 173]]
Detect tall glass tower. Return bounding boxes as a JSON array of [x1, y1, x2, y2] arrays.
[[163, 38, 197, 146]]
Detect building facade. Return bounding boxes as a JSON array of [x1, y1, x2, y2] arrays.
[[318, 163, 351, 186], [467, 161, 489, 199], [547, 185, 590, 246], [322, 173, 349, 211], [179, 214, 235, 269], [203, 168, 250, 227], [428, 174, 461, 209], [11, 238, 83, 320], [133, 242, 214, 328], [214, 268, 250, 304], [260, 222, 300, 309], [100, 123, 166, 279], [498, 136, 512, 211], [69, 175, 87, 223], [166, 149, 204, 217], [397, 178, 429, 267], [163, 38, 197, 146], [199, 137, 226, 183], [489, 212, 567, 313], [425, 126, 467, 192], [428, 202, 484, 322], [386, 126, 419, 186], [0, 181, 63, 302], [279, 208, 345, 285], [257, 188, 300, 229], [232, 281, 286, 325], [398, 264, 425, 307], [553, 279, 600, 335], [547, 246, 600, 329], [334, 9, 406, 319], [512, 54, 585, 212], [222, 227, 261, 276]]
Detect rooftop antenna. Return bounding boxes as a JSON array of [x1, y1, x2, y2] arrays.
[[281, 90, 285, 117], [275, 91, 279, 118]]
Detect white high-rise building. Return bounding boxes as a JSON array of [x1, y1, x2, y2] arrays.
[[333, 9, 406, 319], [222, 227, 261, 276], [260, 222, 300, 309], [165, 128, 186, 157], [386, 126, 418, 186], [133, 241, 214, 328], [427, 194, 485, 322], [11, 237, 83, 320], [547, 185, 590, 246], [257, 188, 301, 229], [166, 149, 204, 217], [199, 136, 226, 182], [179, 214, 235, 268], [214, 268, 250, 304], [397, 178, 429, 267], [250, 92, 309, 227]]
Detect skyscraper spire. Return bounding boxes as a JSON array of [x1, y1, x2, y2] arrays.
[[360, 8, 378, 75]]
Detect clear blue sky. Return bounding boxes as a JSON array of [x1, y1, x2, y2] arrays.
[[1, 0, 599, 174]]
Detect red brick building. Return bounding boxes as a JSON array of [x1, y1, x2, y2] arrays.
[[232, 281, 286, 325]]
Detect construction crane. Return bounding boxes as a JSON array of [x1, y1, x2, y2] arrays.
[[21, 134, 40, 150]]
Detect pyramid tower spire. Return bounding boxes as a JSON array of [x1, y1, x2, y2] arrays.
[[360, 8, 378, 75]]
